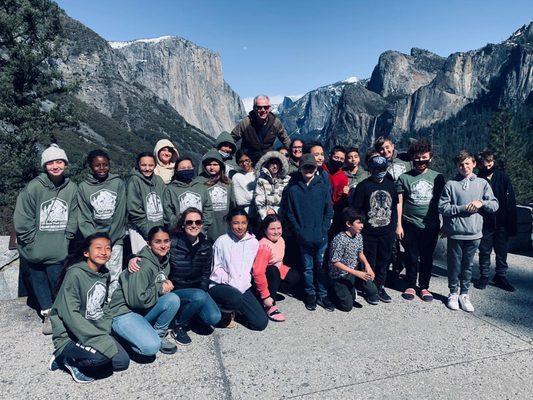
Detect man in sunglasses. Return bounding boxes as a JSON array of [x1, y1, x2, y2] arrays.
[[231, 94, 292, 164]]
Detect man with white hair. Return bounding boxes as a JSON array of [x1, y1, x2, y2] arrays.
[[231, 94, 292, 163]]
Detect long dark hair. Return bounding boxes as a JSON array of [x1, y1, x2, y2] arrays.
[[202, 157, 231, 186], [57, 232, 112, 291], [258, 214, 283, 240]]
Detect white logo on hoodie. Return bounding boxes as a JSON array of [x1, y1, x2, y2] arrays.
[[90, 189, 117, 220], [39, 198, 68, 231], [209, 186, 228, 211], [146, 192, 163, 222], [86, 281, 107, 320], [178, 191, 202, 212]]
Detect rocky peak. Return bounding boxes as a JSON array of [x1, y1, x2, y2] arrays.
[[505, 22, 533, 45]]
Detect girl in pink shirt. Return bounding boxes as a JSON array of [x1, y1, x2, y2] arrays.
[[252, 215, 300, 322]]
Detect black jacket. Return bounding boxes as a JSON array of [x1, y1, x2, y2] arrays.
[[169, 233, 213, 291], [479, 169, 517, 235]]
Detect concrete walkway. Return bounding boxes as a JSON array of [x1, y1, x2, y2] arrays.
[[1, 254, 532, 400]]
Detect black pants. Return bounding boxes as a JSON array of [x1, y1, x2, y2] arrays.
[[59, 339, 130, 372], [332, 274, 378, 312], [402, 221, 439, 289], [363, 231, 395, 288], [265, 266, 300, 300], [209, 284, 268, 331], [479, 227, 509, 277]]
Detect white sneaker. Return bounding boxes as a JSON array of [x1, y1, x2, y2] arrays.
[[447, 293, 460, 310], [459, 294, 475, 312]]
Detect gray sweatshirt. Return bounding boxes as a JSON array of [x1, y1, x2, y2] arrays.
[[438, 174, 498, 240]]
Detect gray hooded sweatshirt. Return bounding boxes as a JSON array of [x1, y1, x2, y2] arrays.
[[438, 174, 498, 240]]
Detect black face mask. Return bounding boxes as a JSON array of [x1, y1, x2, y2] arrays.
[[175, 169, 195, 183], [483, 165, 495, 175], [328, 159, 344, 172], [413, 159, 430, 168]]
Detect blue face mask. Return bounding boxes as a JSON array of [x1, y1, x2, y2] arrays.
[[218, 150, 231, 159], [175, 169, 195, 183]]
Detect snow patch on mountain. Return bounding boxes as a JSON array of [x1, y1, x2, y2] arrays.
[[109, 36, 174, 49], [242, 94, 304, 113]]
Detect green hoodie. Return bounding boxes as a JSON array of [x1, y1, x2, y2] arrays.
[[197, 150, 235, 242], [77, 173, 127, 245], [163, 178, 213, 232], [344, 167, 369, 189], [387, 150, 412, 181], [109, 246, 170, 317], [126, 168, 166, 239], [50, 261, 117, 358], [199, 131, 239, 179], [14, 173, 78, 264]]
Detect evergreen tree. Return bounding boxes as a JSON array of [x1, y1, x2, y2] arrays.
[[0, 0, 73, 232]]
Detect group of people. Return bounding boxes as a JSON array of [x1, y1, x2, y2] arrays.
[[13, 95, 517, 383]]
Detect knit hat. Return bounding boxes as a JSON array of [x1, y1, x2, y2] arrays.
[[41, 144, 68, 167], [300, 154, 317, 169]]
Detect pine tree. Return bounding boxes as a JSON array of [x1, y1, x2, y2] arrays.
[[0, 0, 73, 232]]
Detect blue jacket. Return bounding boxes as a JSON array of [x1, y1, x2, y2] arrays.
[[283, 173, 333, 245]]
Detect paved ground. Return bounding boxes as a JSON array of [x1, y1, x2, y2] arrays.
[[1, 253, 532, 400]]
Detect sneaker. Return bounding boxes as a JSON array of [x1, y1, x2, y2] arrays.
[[304, 294, 317, 311], [458, 293, 475, 312], [378, 287, 392, 303], [474, 276, 489, 290], [447, 293, 460, 311], [159, 336, 178, 354], [41, 309, 53, 336], [492, 275, 516, 292], [63, 362, 94, 383], [48, 354, 62, 371], [171, 326, 192, 346], [317, 296, 335, 312], [366, 295, 379, 305]]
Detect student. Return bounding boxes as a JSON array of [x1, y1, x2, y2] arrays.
[[163, 157, 213, 232], [329, 208, 379, 310], [153, 139, 179, 185], [439, 150, 498, 312], [214, 131, 239, 179], [322, 146, 349, 236], [476, 150, 517, 292], [284, 154, 334, 312], [127, 152, 166, 253], [209, 208, 268, 331], [253, 151, 291, 220], [343, 147, 368, 195], [48, 233, 129, 383], [396, 139, 445, 301], [231, 150, 256, 214], [252, 215, 300, 322], [77, 150, 126, 298], [14, 144, 78, 335], [288, 139, 304, 175], [277, 146, 290, 159], [196, 150, 235, 242], [351, 151, 398, 304], [110, 226, 179, 355], [305, 141, 331, 188]]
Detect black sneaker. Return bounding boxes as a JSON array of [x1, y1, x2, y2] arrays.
[[63, 362, 94, 383], [366, 295, 379, 305], [304, 294, 317, 311], [171, 326, 192, 346], [474, 276, 489, 290], [492, 275, 516, 292], [378, 287, 392, 303], [317, 296, 335, 312], [48, 354, 62, 372]]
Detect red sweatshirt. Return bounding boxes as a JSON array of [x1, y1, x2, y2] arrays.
[[323, 163, 349, 205]]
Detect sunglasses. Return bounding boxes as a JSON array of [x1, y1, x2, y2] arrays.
[[184, 219, 204, 226], [256, 105, 270, 110]]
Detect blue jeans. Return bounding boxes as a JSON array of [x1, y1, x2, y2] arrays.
[[172, 288, 221, 327], [112, 292, 180, 356], [26, 260, 63, 311], [447, 238, 481, 294], [299, 240, 329, 298]]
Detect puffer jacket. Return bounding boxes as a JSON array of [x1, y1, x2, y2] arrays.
[[169, 232, 213, 291], [253, 151, 291, 220]]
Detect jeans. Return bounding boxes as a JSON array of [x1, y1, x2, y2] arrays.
[[447, 238, 481, 294], [362, 231, 395, 288], [299, 240, 329, 298], [172, 288, 221, 327], [112, 292, 180, 355], [27, 260, 63, 311], [209, 284, 268, 331], [58, 339, 130, 372], [478, 227, 509, 278], [402, 221, 439, 289], [265, 266, 300, 299], [107, 244, 123, 300]]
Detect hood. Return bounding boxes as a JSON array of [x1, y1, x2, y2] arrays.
[[130, 167, 157, 186], [36, 173, 69, 190], [454, 173, 478, 190], [154, 139, 179, 167], [228, 231, 256, 243], [215, 131, 236, 153], [84, 172, 120, 185], [138, 245, 169, 270], [200, 150, 226, 176], [255, 151, 289, 179], [68, 261, 109, 278]]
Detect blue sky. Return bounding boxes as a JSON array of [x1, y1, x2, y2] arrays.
[[56, 0, 533, 105]]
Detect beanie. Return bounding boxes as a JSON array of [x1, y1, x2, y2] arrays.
[[41, 144, 68, 168]]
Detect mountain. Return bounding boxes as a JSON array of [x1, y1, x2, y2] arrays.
[[109, 37, 246, 137]]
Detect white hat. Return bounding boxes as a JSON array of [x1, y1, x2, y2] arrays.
[[41, 144, 68, 167]]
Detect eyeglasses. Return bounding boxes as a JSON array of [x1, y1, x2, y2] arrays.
[[184, 219, 204, 226], [238, 159, 252, 165], [256, 105, 270, 110]]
